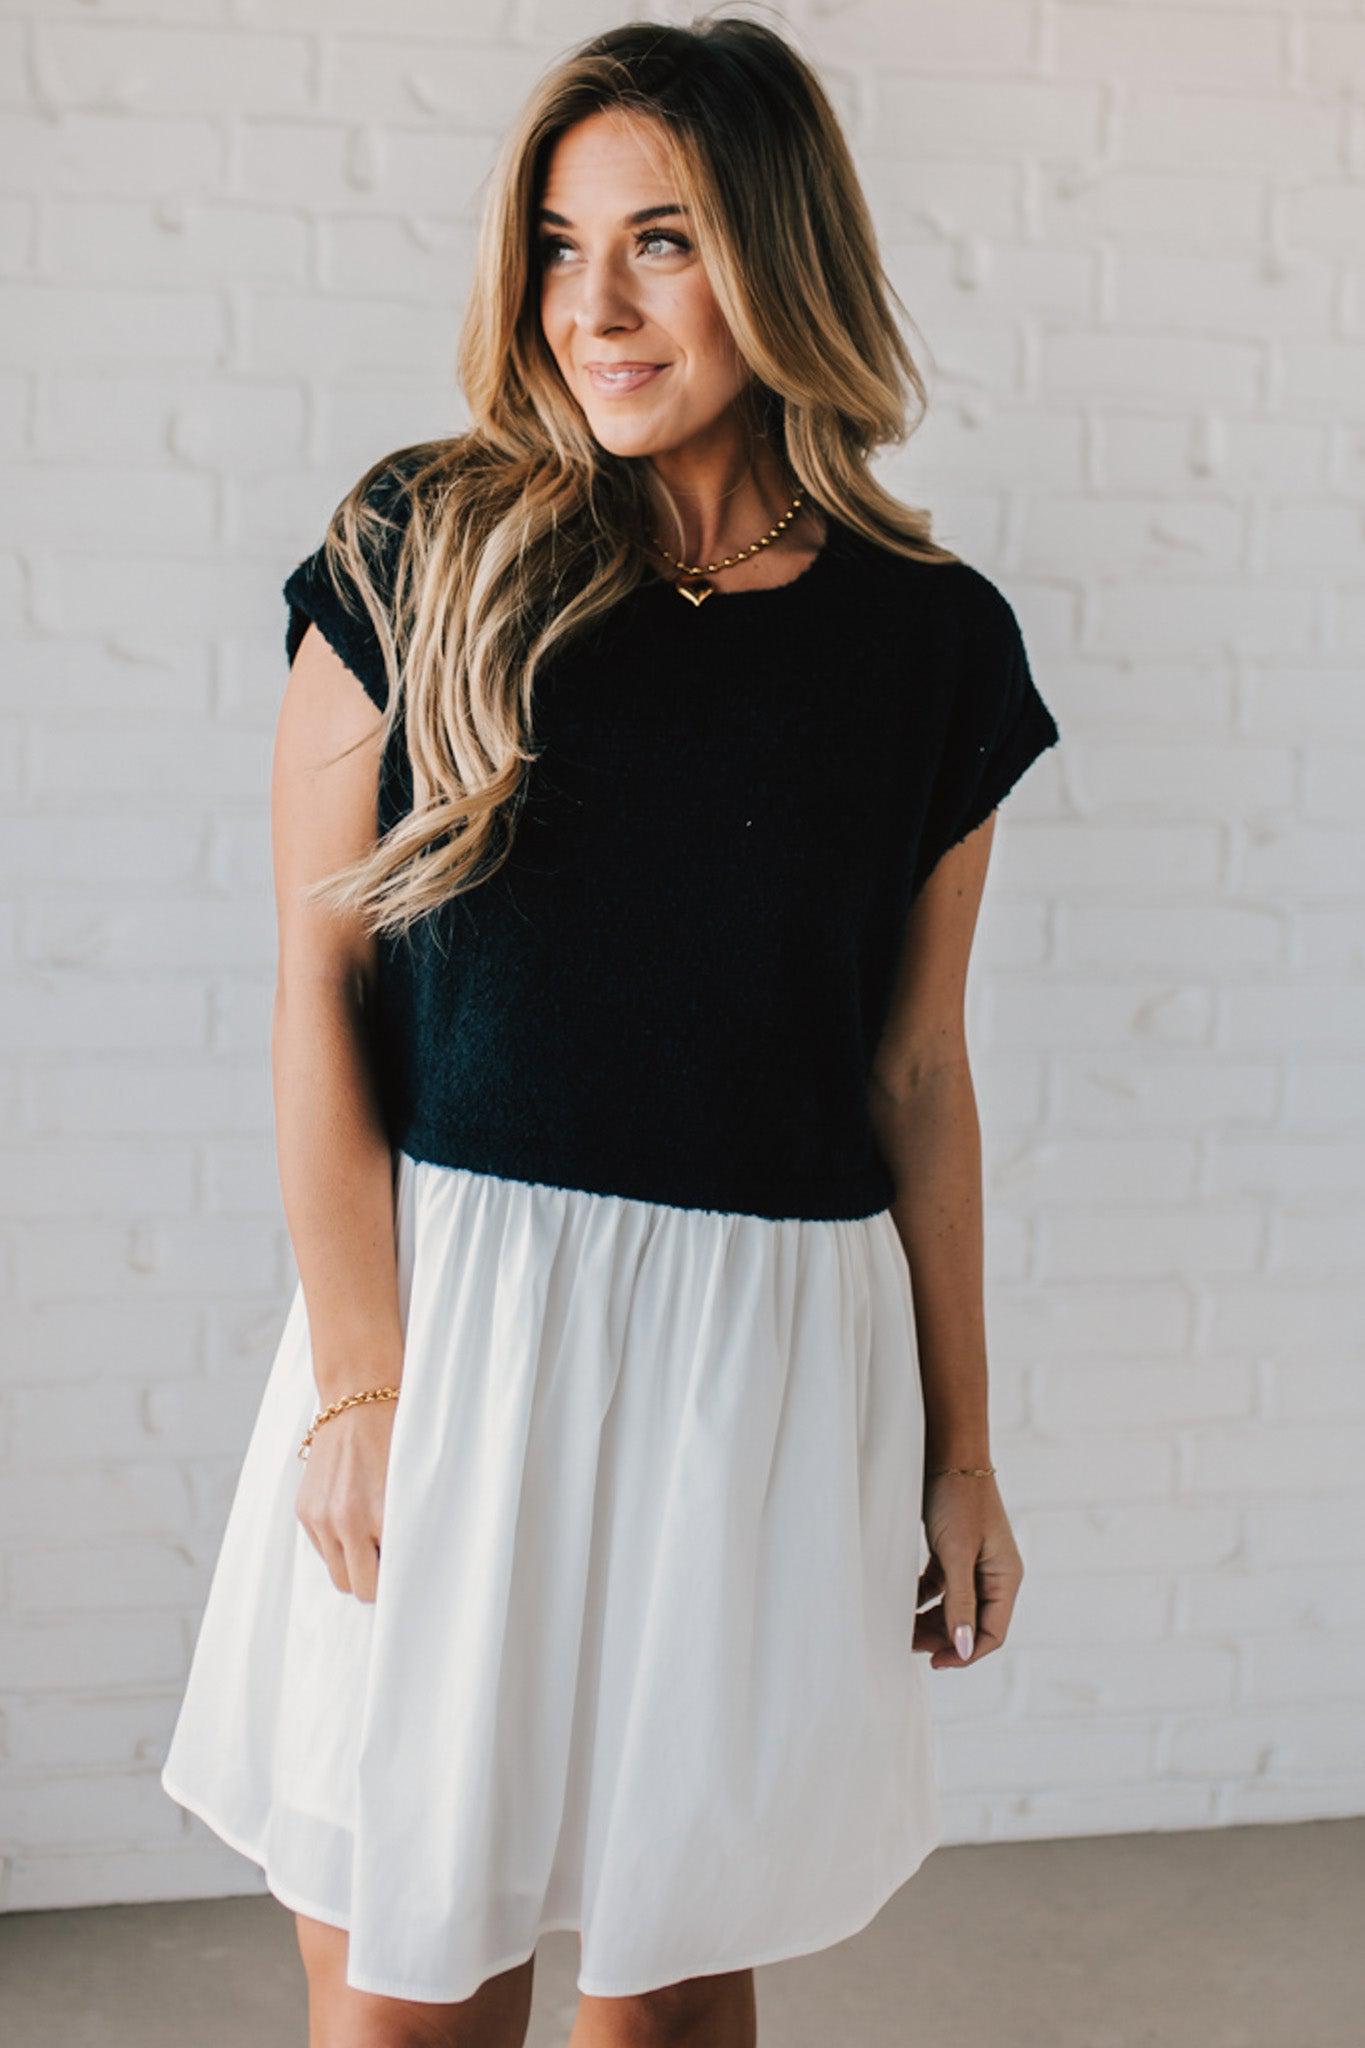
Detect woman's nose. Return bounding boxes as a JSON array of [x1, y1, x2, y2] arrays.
[[573, 263, 642, 332]]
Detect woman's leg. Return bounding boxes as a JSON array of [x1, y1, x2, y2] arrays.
[[294, 1912, 536, 2048], [569, 1967, 757, 2047]]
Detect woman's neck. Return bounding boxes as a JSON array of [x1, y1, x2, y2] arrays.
[[642, 436, 804, 568]]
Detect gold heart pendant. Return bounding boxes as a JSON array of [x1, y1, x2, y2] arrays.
[[675, 575, 714, 606]]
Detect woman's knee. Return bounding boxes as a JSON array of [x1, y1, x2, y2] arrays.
[[293, 1912, 535, 2048], [576, 1967, 756, 2045]]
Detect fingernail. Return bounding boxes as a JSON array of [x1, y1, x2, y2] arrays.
[[954, 1624, 974, 1661]]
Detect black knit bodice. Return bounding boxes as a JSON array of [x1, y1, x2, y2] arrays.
[[283, 493, 1060, 1220]]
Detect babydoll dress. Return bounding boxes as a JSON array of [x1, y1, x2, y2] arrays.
[[160, 467, 1061, 2004]]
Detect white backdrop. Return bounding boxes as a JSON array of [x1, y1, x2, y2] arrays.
[[1, 0, 1362, 1915]]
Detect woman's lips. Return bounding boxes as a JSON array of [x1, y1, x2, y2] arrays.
[[584, 362, 669, 396]]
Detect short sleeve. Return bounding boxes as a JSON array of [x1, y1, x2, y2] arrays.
[[911, 567, 1060, 897], [282, 464, 411, 713]]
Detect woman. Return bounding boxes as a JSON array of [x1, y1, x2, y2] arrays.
[[161, 15, 1059, 2046]]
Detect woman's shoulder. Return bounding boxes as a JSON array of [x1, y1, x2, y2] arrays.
[[281, 444, 435, 710], [831, 518, 1026, 661], [314, 435, 471, 563], [338, 438, 447, 560]]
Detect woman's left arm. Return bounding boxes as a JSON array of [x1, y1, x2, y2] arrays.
[[866, 812, 1025, 1672]]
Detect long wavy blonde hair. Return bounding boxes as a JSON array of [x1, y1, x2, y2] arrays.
[[306, 10, 958, 939]]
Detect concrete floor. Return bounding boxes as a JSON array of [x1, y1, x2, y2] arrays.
[[3, 1820, 1361, 2047]]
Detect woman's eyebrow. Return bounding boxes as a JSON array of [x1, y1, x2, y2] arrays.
[[536, 203, 689, 228]]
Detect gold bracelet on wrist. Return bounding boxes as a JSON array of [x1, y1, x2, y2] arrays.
[[925, 1462, 997, 1478], [297, 1385, 400, 1461]]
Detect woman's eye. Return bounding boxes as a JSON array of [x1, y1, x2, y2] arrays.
[[537, 231, 691, 266]]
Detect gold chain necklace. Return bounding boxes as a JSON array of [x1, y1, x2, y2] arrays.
[[649, 488, 807, 607]]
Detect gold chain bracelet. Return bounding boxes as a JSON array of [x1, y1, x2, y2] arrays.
[[925, 1463, 997, 1478], [297, 1385, 400, 1461]]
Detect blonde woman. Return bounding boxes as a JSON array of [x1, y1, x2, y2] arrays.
[[162, 14, 1059, 2046]]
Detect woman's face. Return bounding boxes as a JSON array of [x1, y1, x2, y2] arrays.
[[536, 109, 749, 460]]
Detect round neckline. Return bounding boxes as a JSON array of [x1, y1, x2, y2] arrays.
[[637, 511, 846, 608]]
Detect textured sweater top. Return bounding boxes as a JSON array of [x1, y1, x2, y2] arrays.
[[282, 493, 1061, 1223]]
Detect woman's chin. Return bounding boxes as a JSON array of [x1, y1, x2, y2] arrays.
[[586, 415, 680, 459]]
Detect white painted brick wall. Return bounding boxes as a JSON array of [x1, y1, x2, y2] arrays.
[[1, 0, 1362, 1919]]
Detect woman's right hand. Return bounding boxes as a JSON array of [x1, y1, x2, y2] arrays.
[[295, 1397, 398, 1604]]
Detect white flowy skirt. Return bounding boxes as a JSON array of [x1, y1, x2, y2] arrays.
[[160, 1149, 944, 2003]]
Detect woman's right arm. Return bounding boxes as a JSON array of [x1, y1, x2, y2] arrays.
[[270, 620, 403, 1603]]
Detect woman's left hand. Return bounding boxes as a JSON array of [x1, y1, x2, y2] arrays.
[[914, 1470, 1023, 1668]]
